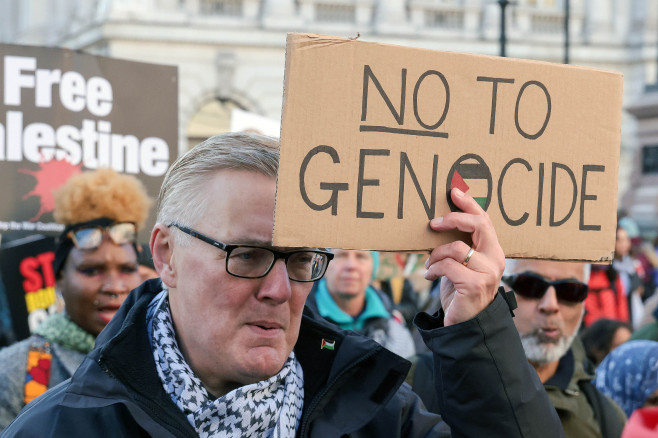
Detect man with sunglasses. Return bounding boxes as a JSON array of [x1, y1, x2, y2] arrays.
[[504, 259, 627, 438], [3, 132, 563, 437]]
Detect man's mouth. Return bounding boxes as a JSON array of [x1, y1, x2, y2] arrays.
[[337, 277, 362, 288], [247, 321, 284, 336], [538, 327, 560, 339]]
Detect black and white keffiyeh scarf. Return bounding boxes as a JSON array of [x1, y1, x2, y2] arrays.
[[147, 292, 304, 437]]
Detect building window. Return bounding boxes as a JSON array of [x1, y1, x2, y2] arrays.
[[199, 0, 243, 16], [531, 13, 562, 33], [522, 0, 557, 6], [642, 145, 658, 174], [315, 3, 356, 23], [425, 9, 464, 29]]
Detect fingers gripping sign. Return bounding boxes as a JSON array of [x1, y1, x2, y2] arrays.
[[424, 188, 506, 326]]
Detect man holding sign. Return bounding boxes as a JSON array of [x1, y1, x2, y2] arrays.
[[3, 133, 562, 437]]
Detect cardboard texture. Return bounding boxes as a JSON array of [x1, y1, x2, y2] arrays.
[[274, 33, 623, 262]]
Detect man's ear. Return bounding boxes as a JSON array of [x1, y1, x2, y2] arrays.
[[151, 223, 177, 289]]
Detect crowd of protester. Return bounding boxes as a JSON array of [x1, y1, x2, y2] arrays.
[[0, 133, 563, 437], [2, 133, 658, 436]]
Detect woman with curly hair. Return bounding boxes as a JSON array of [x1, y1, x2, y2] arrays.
[[0, 168, 151, 431]]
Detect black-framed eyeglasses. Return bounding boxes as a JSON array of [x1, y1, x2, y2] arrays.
[[68, 222, 137, 250], [502, 271, 589, 304], [168, 223, 333, 282]]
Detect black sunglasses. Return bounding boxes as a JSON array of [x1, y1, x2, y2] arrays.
[[502, 271, 589, 303]]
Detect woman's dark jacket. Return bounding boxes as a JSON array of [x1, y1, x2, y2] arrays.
[[1, 278, 564, 437]]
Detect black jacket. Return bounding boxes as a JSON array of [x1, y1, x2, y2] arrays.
[[1, 279, 563, 437]]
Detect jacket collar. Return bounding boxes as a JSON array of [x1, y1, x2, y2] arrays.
[[294, 305, 410, 435], [67, 279, 197, 437]]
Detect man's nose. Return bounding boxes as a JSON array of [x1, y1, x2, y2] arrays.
[[538, 287, 559, 313], [256, 259, 292, 303], [343, 254, 359, 268]]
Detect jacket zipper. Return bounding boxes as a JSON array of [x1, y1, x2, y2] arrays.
[[298, 348, 380, 438], [98, 358, 115, 379]]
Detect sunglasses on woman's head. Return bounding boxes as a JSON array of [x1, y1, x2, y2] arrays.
[[502, 271, 589, 303], [67, 222, 137, 250]]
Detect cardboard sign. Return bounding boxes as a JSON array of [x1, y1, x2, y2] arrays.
[[0, 235, 56, 341], [274, 33, 623, 262], [0, 44, 178, 242]]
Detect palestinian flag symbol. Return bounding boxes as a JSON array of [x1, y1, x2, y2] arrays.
[[321, 338, 335, 350], [446, 154, 492, 212]]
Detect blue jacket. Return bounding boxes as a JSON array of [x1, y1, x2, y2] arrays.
[[307, 280, 416, 358], [1, 278, 564, 437]]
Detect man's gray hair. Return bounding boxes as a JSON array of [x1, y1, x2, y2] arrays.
[[504, 259, 591, 283], [156, 132, 280, 245]]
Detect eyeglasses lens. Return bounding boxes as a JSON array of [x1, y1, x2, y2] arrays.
[[287, 251, 328, 281], [72, 223, 136, 250], [228, 247, 274, 278], [227, 247, 328, 281], [72, 228, 103, 249], [108, 223, 137, 245]]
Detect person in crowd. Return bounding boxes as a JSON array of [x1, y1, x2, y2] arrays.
[[505, 260, 627, 437], [595, 340, 658, 419], [0, 168, 151, 431], [584, 256, 629, 327], [306, 249, 416, 358], [2, 133, 563, 437], [637, 292, 658, 329], [616, 216, 657, 299], [632, 237, 658, 302], [409, 259, 627, 437], [580, 318, 632, 367], [614, 224, 645, 329], [632, 246, 658, 340]]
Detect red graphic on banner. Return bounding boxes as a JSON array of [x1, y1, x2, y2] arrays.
[[450, 171, 469, 193], [20, 252, 56, 292], [19, 159, 82, 221]]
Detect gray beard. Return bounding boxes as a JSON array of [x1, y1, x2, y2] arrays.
[[520, 329, 579, 365]]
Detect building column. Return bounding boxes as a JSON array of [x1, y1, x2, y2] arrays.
[[262, 0, 302, 28], [374, 0, 410, 33]]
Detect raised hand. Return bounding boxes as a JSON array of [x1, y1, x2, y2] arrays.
[[424, 188, 505, 326]]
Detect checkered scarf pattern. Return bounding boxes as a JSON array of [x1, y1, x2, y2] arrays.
[[148, 293, 304, 437]]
